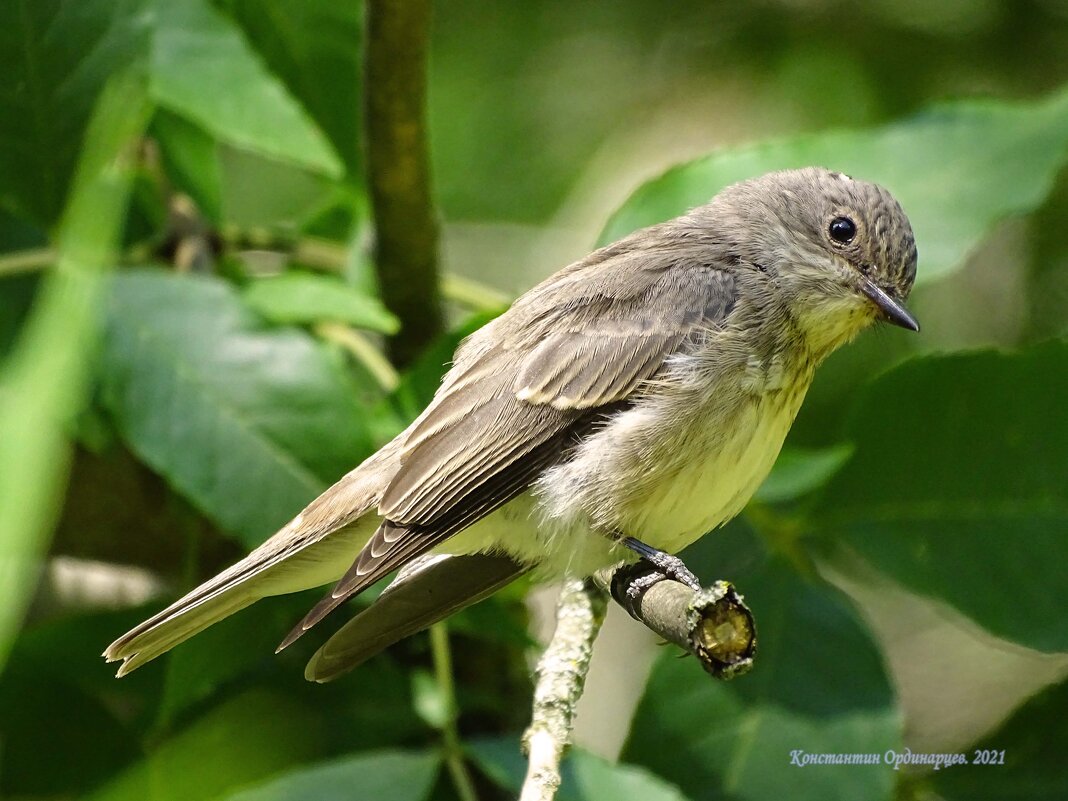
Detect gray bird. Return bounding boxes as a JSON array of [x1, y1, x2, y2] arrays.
[[105, 167, 918, 682]]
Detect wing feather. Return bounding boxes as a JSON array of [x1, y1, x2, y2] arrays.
[[289, 243, 738, 643], [278, 418, 585, 648], [305, 554, 527, 682]]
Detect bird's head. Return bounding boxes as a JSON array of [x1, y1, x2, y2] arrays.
[[711, 167, 919, 357]]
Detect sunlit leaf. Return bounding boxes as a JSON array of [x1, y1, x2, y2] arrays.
[[0, 0, 340, 227], [811, 341, 1068, 652], [219, 0, 364, 175], [243, 271, 399, 333], [147, 0, 341, 178], [602, 88, 1068, 285]]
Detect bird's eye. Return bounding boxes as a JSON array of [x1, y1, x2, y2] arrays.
[[828, 217, 857, 244]]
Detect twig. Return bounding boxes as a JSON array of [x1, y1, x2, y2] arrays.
[[441, 273, 511, 312], [520, 579, 607, 801], [314, 321, 400, 392], [0, 247, 55, 276], [429, 622, 479, 801], [601, 564, 757, 680], [364, 0, 443, 366]]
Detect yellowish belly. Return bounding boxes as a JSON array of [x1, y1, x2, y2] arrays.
[[438, 357, 811, 579], [459, 383, 811, 578], [619, 391, 803, 554]]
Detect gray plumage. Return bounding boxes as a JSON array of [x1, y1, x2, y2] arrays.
[[105, 167, 918, 680]]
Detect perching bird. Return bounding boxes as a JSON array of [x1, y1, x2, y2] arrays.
[[105, 167, 918, 682]]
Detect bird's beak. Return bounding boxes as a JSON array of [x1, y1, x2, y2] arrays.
[[859, 278, 920, 332]]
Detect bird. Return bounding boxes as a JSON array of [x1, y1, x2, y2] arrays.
[[105, 167, 918, 682]]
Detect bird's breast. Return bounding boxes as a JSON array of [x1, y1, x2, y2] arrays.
[[617, 384, 806, 553], [526, 347, 813, 575]]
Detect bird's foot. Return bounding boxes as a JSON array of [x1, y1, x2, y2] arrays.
[[618, 536, 703, 592]]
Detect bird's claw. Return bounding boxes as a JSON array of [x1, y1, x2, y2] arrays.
[[618, 536, 703, 590], [611, 537, 705, 621]]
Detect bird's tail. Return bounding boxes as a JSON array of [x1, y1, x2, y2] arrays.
[[104, 440, 401, 676], [103, 517, 376, 676]]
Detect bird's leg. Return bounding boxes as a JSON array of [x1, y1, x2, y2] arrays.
[[618, 536, 703, 593]]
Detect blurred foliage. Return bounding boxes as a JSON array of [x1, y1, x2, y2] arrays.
[[0, 72, 150, 667], [602, 89, 1068, 285], [0, 1, 1066, 800]]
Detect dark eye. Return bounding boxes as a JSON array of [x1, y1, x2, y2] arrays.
[[829, 217, 857, 244]]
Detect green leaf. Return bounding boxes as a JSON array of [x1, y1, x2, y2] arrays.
[[0, 669, 142, 796], [0, 607, 163, 797], [86, 689, 327, 801], [0, 73, 148, 668], [219, 145, 336, 230], [0, 0, 340, 228], [99, 269, 373, 547], [0, 0, 99, 223], [152, 589, 426, 749], [155, 594, 305, 725], [468, 738, 692, 801], [243, 271, 400, 333], [624, 526, 900, 801], [219, 0, 364, 176], [601, 88, 1068, 285], [222, 749, 440, 801], [146, 0, 341, 178], [755, 444, 854, 505], [928, 678, 1068, 801], [811, 341, 1068, 652]]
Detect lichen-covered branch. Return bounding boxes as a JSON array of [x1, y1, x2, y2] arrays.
[[520, 579, 607, 801], [517, 563, 755, 800], [364, 0, 443, 367]]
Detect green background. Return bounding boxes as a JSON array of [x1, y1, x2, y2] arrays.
[[1, 1, 1067, 799]]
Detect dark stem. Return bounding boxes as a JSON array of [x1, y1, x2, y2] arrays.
[[363, 0, 443, 367]]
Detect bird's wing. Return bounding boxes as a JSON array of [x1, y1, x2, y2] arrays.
[[282, 243, 738, 645], [305, 553, 528, 682]]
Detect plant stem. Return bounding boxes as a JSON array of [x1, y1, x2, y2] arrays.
[[364, 0, 443, 367], [314, 321, 400, 392], [429, 622, 479, 801], [0, 247, 55, 276], [441, 273, 511, 312]]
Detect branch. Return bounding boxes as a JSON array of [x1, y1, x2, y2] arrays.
[[602, 563, 757, 680], [517, 561, 756, 800], [520, 579, 607, 801], [0, 247, 54, 277], [364, 0, 443, 367]]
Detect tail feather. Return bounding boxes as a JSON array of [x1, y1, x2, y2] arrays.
[[108, 593, 255, 677], [104, 438, 403, 676], [103, 517, 376, 675]]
